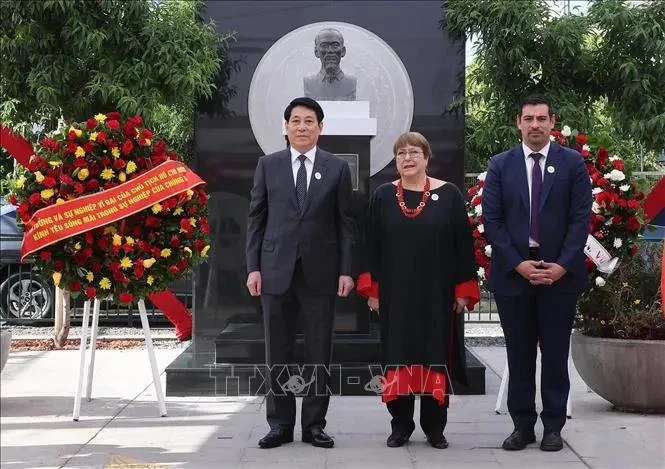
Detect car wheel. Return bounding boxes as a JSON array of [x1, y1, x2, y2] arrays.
[[0, 271, 54, 320]]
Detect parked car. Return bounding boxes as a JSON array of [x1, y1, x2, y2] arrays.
[[0, 202, 54, 320]]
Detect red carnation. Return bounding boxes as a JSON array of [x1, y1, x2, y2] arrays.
[[86, 286, 96, 299], [60, 174, 73, 185], [106, 111, 121, 120], [42, 176, 57, 188], [39, 251, 52, 261], [612, 159, 624, 171], [96, 236, 110, 250], [575, 134, 588, 145], [630, 244, 638, 255], [145, 216, 161, 228], [119, 292, 134, 304], [74, 183, 85, 195], [123, 122, 137, 139], [69, 281, 82, 292], [85, 118, 97, 129], [170, 236, 181, 248], [121, 140, 134, 155], [597, 178, 609, 187], [194, 239, 206, 252], [134, 265, 145, 278], [596, 148, 609, 168], [627, 200, 640, 210], [91, 260, 102, 273], [96, 131, 108, 144], [611, 215, 622, 225], [29, 193, 41, 205], [168, 264, 180, 275], [152, 247, 162, 259], [626, 216, 641, 232], [9, 194, 18, 205], [107, 120, 120, 130], [200, 223, 210, 234], [113, 158, 126, 170], [86, 179, 100, 191], [152, 140, 166, 156], [54, 260, 65, 271], [83, 142, 95, 153], [180, 218, 192, 231]]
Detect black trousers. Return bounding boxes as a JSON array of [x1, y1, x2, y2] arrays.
[[495, 284, 577, 433], [261, 260, 335, 432], [386, 395, 448, 437]]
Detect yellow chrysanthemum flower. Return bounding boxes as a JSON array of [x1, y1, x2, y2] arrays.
[[77, 168, 89, 181], [100, 168, 115, 180], [173, 207, 183, 215], [147, 275, 154, 286], [186, 189, 194, 200], [189, 217, 197, 227], [49, 160, 63, 167], [184, 247, 193, 257], [151, 203, 162, 214], [74, 242, 82, 251], [86, 272, 94, 282], [52, 272, 62, 287], [75, 146, 85, 158], [99, 277, 112, 290], [15, 176, 26, 189], [118, 172, 126, 182], [143, 258, 156, 268], [126, 161, 137, 174], [111, 147, 120, 158], [94, 113, 107, 123], [161, 248, 172, 258], [35, 171, 45, 182], [56, 198, 65, 205], [41, 189, 54, 199], [120, 256, 133, 270], [125, 236, 135, 246], [201, 245, 210, 257], [89, 132, 98, 142], [112, 234, 122, 246]]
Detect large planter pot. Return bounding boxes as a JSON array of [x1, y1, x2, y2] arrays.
[[571, 331, 665, 413], [0, 329, 10, 373]]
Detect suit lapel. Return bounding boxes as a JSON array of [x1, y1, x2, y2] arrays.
[[280, 150, 299, 211], [301, 149, 329, 217], [510, 146, 530, 212], [540, 144, 561, 210]]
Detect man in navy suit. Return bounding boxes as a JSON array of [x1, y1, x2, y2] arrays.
[[482, 95, 591, 452], [246, 97, 356, 449]]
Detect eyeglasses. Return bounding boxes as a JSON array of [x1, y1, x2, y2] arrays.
[[395, 150, 424, 159]]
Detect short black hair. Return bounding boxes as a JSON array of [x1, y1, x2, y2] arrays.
[[518, 94, 554, 116], [284, 97, 324, 123]]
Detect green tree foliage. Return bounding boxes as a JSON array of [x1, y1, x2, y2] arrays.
[[443, 0, 665, 172], [0, 0, 234, 175]]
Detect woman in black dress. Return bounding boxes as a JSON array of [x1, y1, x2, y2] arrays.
[[358, 132, 479, 449]]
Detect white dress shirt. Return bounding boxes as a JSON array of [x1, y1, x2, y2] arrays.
[[290, 145, 317, 190], [522, 141, 550, 247]]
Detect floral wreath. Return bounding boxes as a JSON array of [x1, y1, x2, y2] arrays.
[[467, 125, 647, 288], [6, 113, 210, 304]]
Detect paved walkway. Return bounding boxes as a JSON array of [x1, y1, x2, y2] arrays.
[[1, 346, 663, 468]]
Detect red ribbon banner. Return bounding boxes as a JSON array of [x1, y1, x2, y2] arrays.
[[20, 160, 204, 262]]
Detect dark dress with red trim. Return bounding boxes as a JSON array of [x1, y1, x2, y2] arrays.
[[358, 182, 479, 414]]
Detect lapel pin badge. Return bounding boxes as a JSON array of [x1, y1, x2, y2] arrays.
[[314, 172, 322, 180], [547, 166, 555, 174], [431, 193, 439, 201]]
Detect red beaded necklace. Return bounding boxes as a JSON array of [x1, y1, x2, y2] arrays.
[[396, 177, 431, 218]]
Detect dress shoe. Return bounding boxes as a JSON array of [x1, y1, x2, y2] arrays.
[[426, 434, 449, 449], [258, 428, 294, 449], [540, 431, 564, 451], [302, 427, 334, 448], [502, 429, 536, 451], [386, 423, 415, 448]]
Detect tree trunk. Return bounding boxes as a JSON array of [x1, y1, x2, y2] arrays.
[[53, 287, 71, 348]]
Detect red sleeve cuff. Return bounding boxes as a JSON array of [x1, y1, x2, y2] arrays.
[[455, 279, 480, 311], [357, 272, 379, 298]]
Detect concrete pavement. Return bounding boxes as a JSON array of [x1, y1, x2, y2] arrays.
[[1, 345, 663, 468]]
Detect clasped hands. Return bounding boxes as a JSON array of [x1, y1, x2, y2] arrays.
[[516, 260, 566, 286]]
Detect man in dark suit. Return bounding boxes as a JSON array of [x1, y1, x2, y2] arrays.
[[246, 97, 356, 449], [482, 95, 591, 452]]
